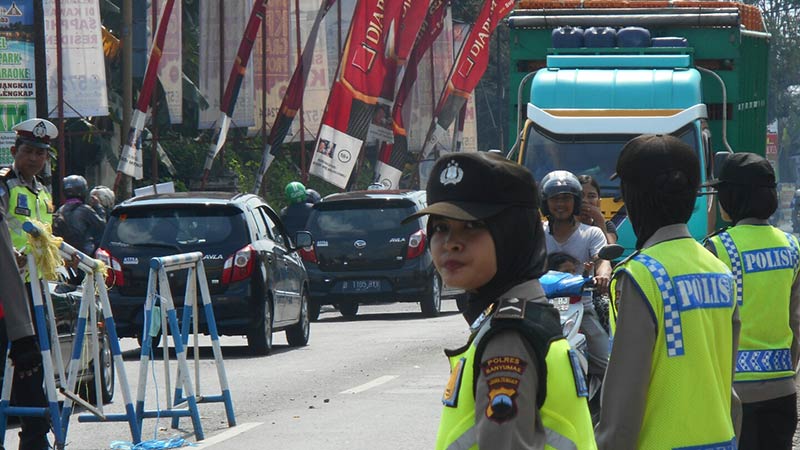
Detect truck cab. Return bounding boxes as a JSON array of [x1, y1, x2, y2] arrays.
[[507, 1, 770, 255]]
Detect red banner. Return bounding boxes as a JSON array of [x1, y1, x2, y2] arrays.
[[421, 0, 514, 158], [374, 0, 448, 188], [309, 0, 403, 188]]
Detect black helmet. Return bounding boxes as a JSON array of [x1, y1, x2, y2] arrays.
[[62, 175, 88, 200], [305, 188, 322, 204], [540, 170, 582, 216]]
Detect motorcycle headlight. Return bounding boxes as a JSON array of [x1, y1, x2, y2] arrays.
[[562, 309, 580, 337]]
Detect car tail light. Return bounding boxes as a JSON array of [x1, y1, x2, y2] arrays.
[[95, 247, 124, 286], [222, 244, 255, 284], [406, 229, 426, 259], [299, 245, 318, 264]]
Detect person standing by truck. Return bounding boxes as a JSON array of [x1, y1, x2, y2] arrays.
[[596, 134, 739, 449], [407, 152, 596, 449], [704, 152, 799, 450]]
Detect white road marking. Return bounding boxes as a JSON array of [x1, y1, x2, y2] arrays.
[[340, 375, 398, 394], [192, 422, 264, 448]]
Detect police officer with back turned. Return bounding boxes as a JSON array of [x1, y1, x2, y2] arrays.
[[596, 134, 740, 450], [704, 152, 800, 450]]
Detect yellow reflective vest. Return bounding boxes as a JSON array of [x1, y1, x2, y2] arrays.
[[611, 237, 737, 449], [435, 301, 597, 450], [707, 225, 799, 383], [1, 169, 53, 252]]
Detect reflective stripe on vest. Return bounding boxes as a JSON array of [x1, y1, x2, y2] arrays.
[[633, 253, 685, 357], [673, 437, 736, 450], [717, 232, 743, 306]]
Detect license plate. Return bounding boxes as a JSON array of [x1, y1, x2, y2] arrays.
[[341, 280, 381, 292], [549, 297, 570, 312]]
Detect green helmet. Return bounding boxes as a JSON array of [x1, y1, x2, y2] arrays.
[[285, 181, 307, 204]]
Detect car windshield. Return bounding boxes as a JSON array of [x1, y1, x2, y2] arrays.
[[309, 202, 419, 235], [522, 124, 699, 195], [106, 205, 247, 247]]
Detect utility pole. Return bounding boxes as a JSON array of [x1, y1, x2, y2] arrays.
[[121, 0, 133, 199]]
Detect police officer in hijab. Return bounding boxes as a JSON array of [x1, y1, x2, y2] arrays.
[[407, 152, 595, 449], [704, 153, 799, 450], [596, 135, 740, 449]]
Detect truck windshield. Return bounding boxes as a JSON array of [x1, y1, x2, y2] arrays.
[[522, 124, 699, 195]]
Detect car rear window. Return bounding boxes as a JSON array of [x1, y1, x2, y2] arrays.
[[309, 200, 419, 235], [106, 205, 247, 247]]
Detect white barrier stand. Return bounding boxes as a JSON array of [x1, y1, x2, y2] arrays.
[[135, 252, 236, 441]]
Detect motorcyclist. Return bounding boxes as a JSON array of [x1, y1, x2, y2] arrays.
[[52, 175, 106, 256], [280, 181, 313, 239], [540, 170, 611, 384]]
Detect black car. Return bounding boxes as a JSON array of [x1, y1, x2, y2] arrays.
[[301, 190, 442, 319], [95, 192, 311, 355]]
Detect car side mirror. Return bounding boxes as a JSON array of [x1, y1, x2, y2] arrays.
[[292, 231, 313, 252]]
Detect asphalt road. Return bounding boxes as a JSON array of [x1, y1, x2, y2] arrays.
[[3, 298, 800, 449], [2, 300, 469, 450]]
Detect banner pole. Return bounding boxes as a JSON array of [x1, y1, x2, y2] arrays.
[[55, 0, 65, 202]]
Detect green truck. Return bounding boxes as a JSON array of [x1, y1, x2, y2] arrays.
[[506, 0, 770, 253]]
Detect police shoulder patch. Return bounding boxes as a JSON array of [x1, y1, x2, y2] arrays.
[[485, 376, 520, 423], [492, 298, 525, 320]]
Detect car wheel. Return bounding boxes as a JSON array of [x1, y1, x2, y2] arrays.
[[338, 303, 359, 319], [309, 299, 321, 322], [421, 273, 442, 317], [136, 330, 161, 352], [85, 331, 115, 405], [286, 291, 310, 346], [247, 298, 273, 355]]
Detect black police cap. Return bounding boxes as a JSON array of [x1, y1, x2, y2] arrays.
[[703, 152, 775, 188], [404, 151, 539, 223], [611, 134, 699, 191]]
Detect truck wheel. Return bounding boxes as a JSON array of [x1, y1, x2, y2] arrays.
[[248, 298, 274, 355], [420, 273, 442, 317], [286, 291, 310, 346]]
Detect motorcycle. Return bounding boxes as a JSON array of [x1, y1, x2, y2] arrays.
[[540, 244, 623, 421]]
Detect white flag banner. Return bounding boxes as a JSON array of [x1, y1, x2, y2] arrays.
[[199, 0, 255, 129], [43, 0, 109, 118], [118, 109, 146, 179], [151, 0, 182, 123], [374, 160, 402, 189], [309, 124, 362, 189]]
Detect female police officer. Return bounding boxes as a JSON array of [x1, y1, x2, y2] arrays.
[[704, 152, 799, 450], [596, 135, 740, 450], [405, 152, 596, 449]]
